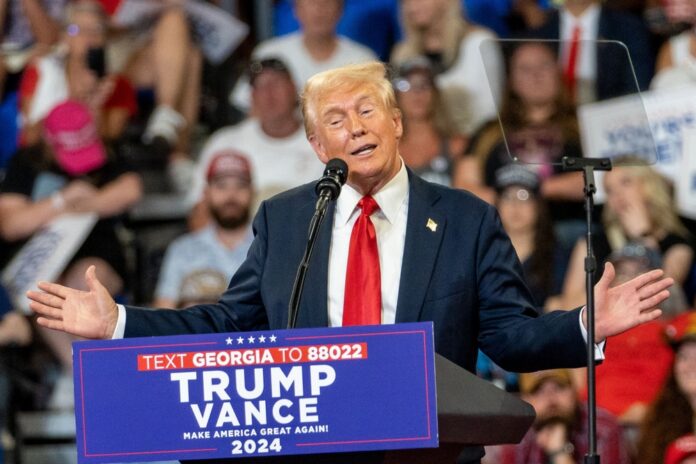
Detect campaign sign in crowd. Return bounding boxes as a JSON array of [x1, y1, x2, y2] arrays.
[[72, 322, 438, 463]]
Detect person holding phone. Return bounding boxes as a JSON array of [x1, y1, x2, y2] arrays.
[[18, 0, 137, 147]]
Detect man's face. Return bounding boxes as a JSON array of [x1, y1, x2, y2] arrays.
[[525, 380, 577, 423], [205, 176, 253, 230], [294, 0, 342, 38], [308, 84, 403, 195], [251, 70, 298, 125]]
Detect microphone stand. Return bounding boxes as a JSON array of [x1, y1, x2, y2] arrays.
[[561, 156, 612, 464], [287, 192, 333, 330], [287, 159, 347, 329]]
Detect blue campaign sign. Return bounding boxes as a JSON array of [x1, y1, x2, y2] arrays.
[[73, 322, 438, 463]]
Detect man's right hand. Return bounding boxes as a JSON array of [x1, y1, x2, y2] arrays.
[[27, 265, 118, 339]]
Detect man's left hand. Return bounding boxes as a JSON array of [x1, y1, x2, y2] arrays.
[[589, 262, 673, 343]]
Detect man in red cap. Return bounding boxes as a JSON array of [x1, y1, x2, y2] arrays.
[[152, 150, 255, 309]]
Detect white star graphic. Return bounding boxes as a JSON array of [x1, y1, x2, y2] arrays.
[[225, 337, 233, 345], [247, 336, 255, 344], [236, 337, 244, 344], [258, 335, 266, 343], [269, 335, 277, 342]]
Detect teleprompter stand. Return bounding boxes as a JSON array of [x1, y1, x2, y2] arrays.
[[562, 156, 613, 464]]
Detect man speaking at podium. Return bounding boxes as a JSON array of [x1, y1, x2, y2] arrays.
[[28, 62, 672, 464]]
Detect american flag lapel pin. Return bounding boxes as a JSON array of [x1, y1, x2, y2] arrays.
[[426, 218, 438, 232]]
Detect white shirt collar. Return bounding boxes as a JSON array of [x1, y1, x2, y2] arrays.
[[335, 160, 409, 226], [561, 3, 600, 40]]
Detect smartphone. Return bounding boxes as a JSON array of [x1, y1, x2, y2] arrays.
[[86, 47, 106, 78]]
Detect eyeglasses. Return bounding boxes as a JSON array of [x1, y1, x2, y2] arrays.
[[392, 77, 433, 93]]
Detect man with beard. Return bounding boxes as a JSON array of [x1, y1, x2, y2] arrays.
[[492, 369, 630, 464], [152, 151, 254, 308]]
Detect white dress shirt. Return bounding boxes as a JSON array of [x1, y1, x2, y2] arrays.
[[327, 161, 409, 327], [560, 4, 600, 84], [560, 4, 601, 104]]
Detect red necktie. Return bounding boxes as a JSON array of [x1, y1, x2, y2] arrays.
[[564, 24, 582, 101], [343, 196, 381, 326]]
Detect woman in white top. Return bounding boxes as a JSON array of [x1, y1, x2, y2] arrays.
[[390, 0, 504, 136]]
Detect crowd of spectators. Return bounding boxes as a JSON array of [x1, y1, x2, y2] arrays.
[[1, 0, 696, 462]]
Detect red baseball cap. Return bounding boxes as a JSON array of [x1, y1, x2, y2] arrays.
[[665, 312, 696, 350], [665, 435, 696, 464], [43, 100, 107, 176], [206, 150, 252, 183]]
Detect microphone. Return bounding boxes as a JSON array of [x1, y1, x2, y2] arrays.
[[287, 158, 348, 329], [315, 158, 349, 203]]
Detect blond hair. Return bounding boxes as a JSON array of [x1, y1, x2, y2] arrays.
[[603, 158, 688, 249], [301, 61, 398, 136], [390, 0, 468, 70]]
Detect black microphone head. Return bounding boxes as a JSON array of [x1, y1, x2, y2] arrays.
[[315, 158, 349, 200], [325, 158, 348, 185]]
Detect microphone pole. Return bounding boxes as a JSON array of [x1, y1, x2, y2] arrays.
[[287, 158, 348, 329], [561, 156, 612, 464]]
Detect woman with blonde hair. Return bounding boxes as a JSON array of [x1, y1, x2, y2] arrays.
[[560, 158, 693, 308], [390, 0, 504, 136]]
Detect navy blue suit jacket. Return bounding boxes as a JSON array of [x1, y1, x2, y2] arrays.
[[526, 7, 655, 99], [126, 171, 587, 374]]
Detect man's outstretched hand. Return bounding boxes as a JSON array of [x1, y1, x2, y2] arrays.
[[591, 262, 673, 343], [27, 265, 119, 340]]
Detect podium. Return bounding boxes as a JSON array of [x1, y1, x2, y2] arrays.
[[184, 354, 535, 464], [74, 324, 534, 464], [382, 354, 535, 463], [215, 354, 536, 464]]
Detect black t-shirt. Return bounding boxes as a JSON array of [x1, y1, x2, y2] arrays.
[[481, 124, 585, 223], [0, 146, 134, 278]]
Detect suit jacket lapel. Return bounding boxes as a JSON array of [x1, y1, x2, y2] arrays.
[[295, 200, 334, 328], [395, 173, 445, 323]]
